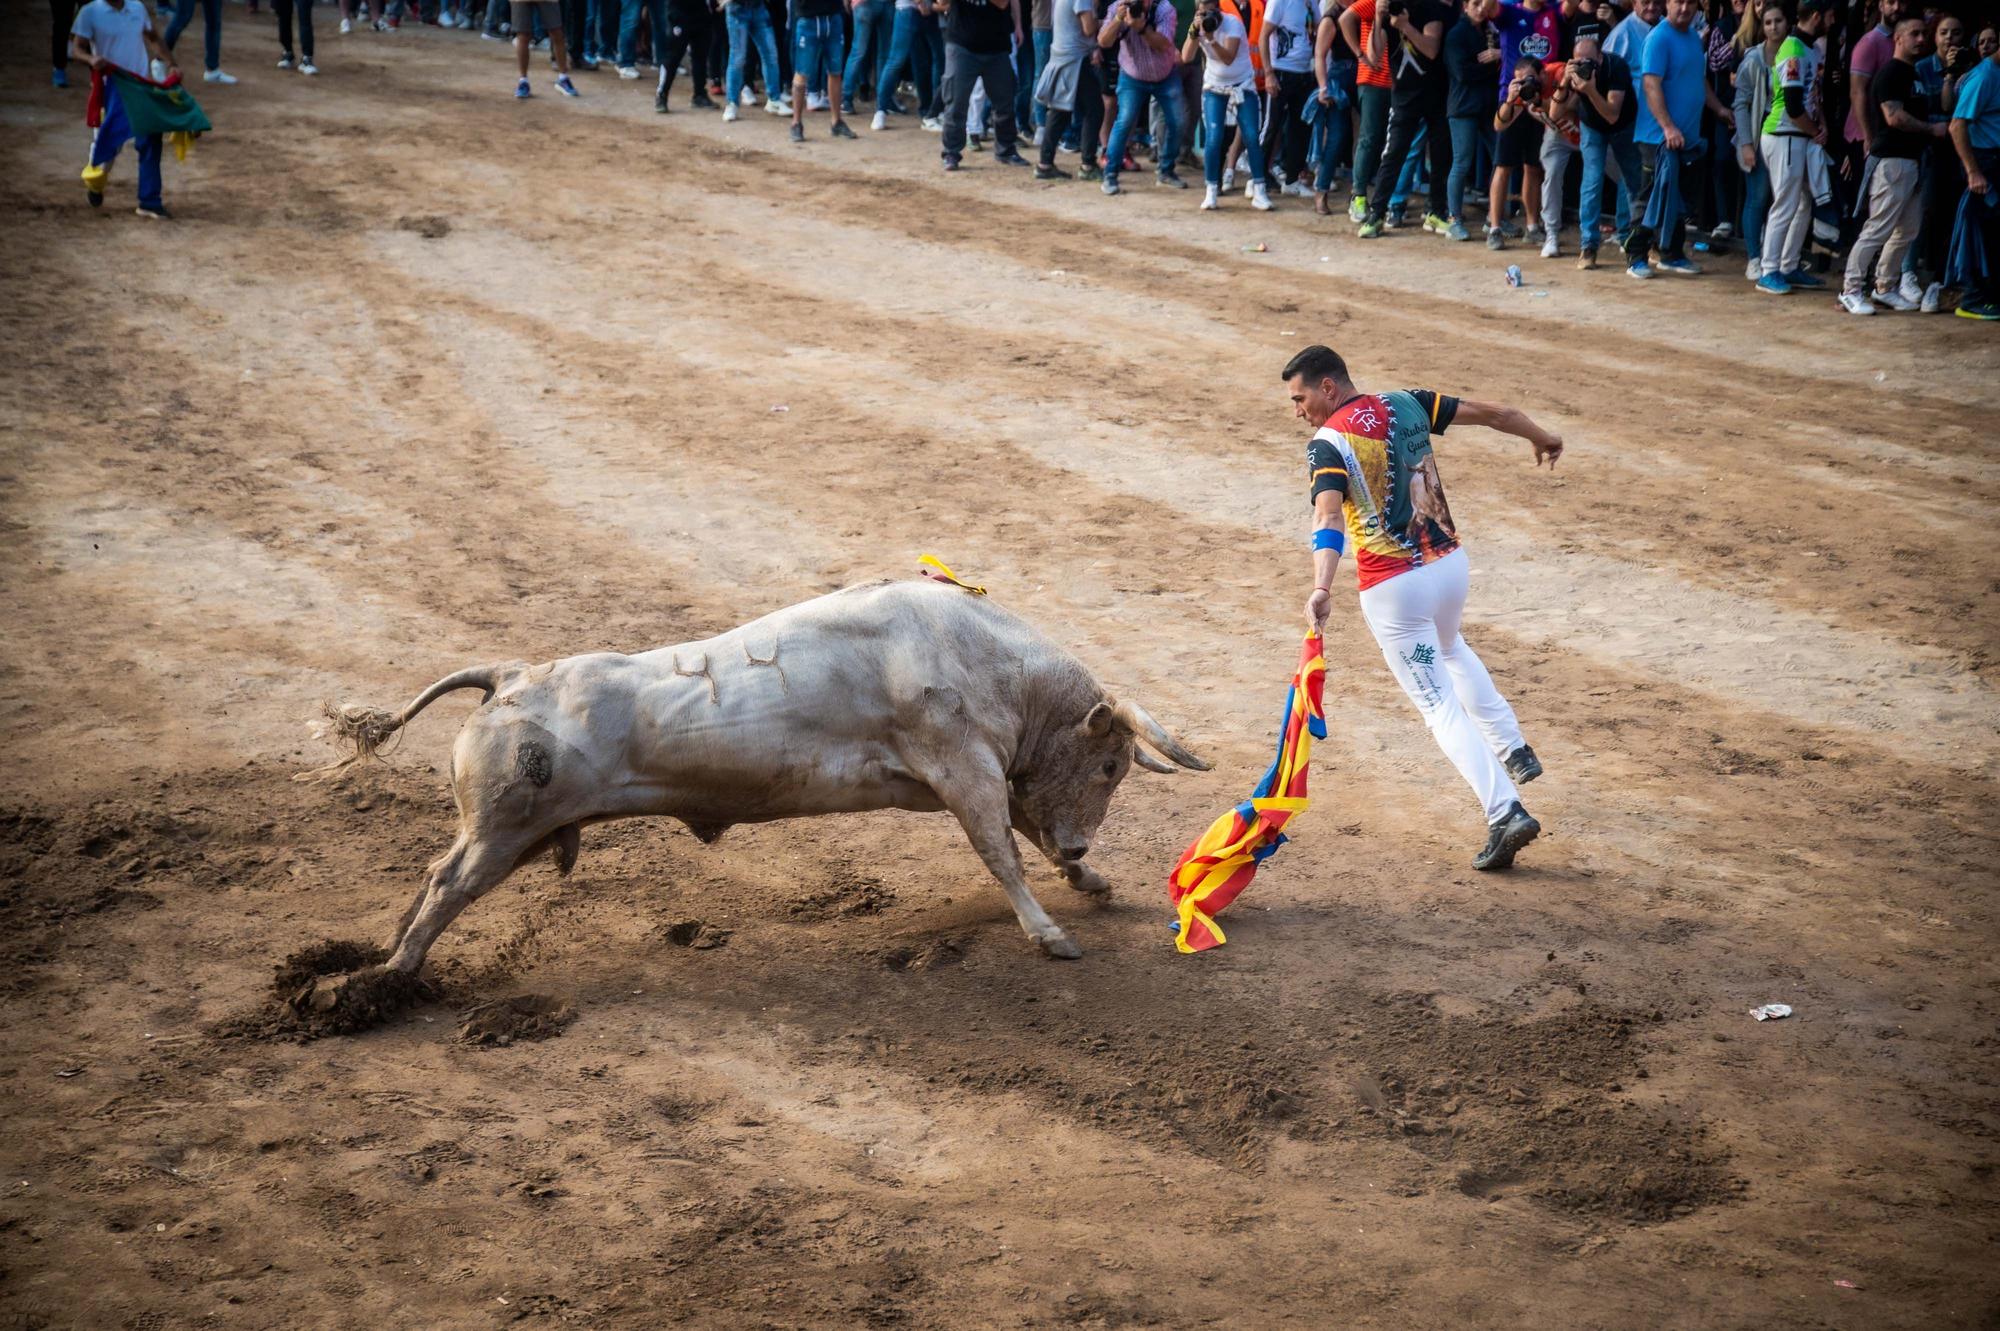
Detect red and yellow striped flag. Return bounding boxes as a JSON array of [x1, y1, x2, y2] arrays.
[[1166, 634, 1327, 953]]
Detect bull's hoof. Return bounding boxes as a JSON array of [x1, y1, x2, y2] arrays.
[[287, 965, 433, 1035], [1038, 932, 1083, 960]]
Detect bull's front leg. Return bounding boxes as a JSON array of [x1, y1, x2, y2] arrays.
[[1009, 804, 1111, 898], [940, 781, 1082, 960]]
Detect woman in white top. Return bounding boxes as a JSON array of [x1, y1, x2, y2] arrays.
[[1184, 0, 1276, 208]]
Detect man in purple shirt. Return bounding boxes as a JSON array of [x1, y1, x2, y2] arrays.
[[1845, 0, 1903, 150], [1096, 0, 1187, 194]]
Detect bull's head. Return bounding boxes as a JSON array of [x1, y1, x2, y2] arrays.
[[1017, 698, 1209, 865]]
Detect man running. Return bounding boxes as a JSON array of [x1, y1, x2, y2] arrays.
[[1282, 343, 1561, 870]]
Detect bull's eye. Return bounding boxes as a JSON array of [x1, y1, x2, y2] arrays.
[[1102, 760, 1118, 778]]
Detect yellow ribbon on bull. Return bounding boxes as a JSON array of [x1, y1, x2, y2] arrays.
[[917, 555, 987, 596]]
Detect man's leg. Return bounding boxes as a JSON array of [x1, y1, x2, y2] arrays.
[[1538, 126, 1572, 247], [1422, 100, 1450, 222], [724, 5, 748, 102], [278, 0, 297, 58], [1844, 159, 1898, 295], [1353, 83, 1388, 208], [53, 0, 75, 78], [1608, 127, 1643, 248], [1101, 75, 1143, 186], [940, 40, 973, 160], [83, 86, 134, 202], [1427, 554, 1527, 763], [1031, 27, 1051, 129], [1075, 57, 1102, 169], [1365, 98, 1419, 226], [753, 9, 783, 101], [1238, 88, 1269, 184], [840, 0, 873, 110], [984, 48, 1018, 153], [1625, 141, 1661, 268], [615, 0, 639, 66], [135, 133, 164, 213], [1873, 160, 1922, 296], [1578, 125, 1607, 255], [165, 0, 199, 55], [1659, 148, 1688, 261]]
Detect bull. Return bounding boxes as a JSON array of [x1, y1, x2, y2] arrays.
[[310, 579, 1208, 997]]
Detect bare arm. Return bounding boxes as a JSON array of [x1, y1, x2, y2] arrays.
[[1305, 490, 1345, 635], [1952, 117, 1989, 194], [1878, 96, 1944, 137], [1394, 13, 1442, 60], [1337, 5, 1363, 59], [1848, 70, 1873, 152], [1644, 71, 1684, 148], [1450, 399, 1564, 467], [1099, 5, 1127, 49], [1315, 14, 1337, 93]]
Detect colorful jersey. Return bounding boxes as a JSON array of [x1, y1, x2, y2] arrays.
[[1761, 33, 1819, 136], [1306, 389, 1461, 590]]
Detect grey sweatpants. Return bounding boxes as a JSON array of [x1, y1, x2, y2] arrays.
[[941, 41, 1017, 158], [1844, 155, 1921, 295], [1759, 132, 1813, 278]]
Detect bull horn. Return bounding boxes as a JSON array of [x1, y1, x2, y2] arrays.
[[1113, 700, 1212, 771], [1132, 747, 1178, 774]]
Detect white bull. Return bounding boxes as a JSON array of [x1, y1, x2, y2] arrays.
[[315, 579, 1208, 987]]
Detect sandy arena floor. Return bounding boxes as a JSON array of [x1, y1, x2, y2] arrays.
[[2, 14, 1998, 1328]]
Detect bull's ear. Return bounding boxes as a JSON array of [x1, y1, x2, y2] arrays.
[[1082, 700, 1116, 737]]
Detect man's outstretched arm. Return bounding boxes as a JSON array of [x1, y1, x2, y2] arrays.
[[1449, 398, 1564, 468], [1305, 490, 1345, 635]]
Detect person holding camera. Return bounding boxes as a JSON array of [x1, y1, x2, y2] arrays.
[[1555, 30, 1637, 266], [939, 0, 1032, 169], [1097, 0, 1188, 193], [1489, 55, 1552, 246], [1185, 0, 1277, 207], [1355, 0, 1450, 237]]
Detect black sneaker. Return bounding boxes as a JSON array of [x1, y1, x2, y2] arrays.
[[993, 148, 1029, 166], [830, 119, 857, 139], [1504, 744, 1542, 784], [788, 121, 804, 142], [134, 203, 172, 220], [1156, 170, 1188, 189], [1472, 802, 1541, 871], [689, 91, 717, 108], [1033, 162, 1070, 180], [941, 153, 961, 171], [654, 93, 669, 112], [87, 189, 104, 209]]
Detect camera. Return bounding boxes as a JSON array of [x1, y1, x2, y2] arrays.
[[1510, 69, 1540, 103], [1379, 0, 1403, 17], [1569, 56, 1597, 80], [1199, 8, 1221, 32], [1125, 0, 1149, 22]]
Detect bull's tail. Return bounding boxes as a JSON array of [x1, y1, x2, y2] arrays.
[[298, 665, 512, 780]]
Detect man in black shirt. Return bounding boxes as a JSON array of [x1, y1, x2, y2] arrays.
[[1552, 30, 1639, 268], [1443, 0, 1502, 240], [940, 0, 1033, 168], [1357, 0, 1452, 236], [1841, 15, 1945, 312]]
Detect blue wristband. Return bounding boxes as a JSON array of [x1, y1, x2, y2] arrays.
[[1312, 528, 1345, 554]]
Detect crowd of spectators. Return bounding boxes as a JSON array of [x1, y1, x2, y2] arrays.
[[55, 0, 2000, 316]]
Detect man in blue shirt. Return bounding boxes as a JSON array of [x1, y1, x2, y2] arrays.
[[1947, 42, 2000, 318], [1623, 0, 1729, 277]]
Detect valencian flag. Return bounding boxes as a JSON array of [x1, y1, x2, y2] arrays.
[[86, 66, 211, 158], [1166, 633, 1327, 953]]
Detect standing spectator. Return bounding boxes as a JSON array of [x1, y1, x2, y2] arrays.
[[843, 0, 893, 115], [512, 0, 579, 95], [1755, 0, 1826, 291], [1603, 0, 1653, 64], [1843, 0, 1903, 165], [1696, 0, 1744, 246], [72, 0, 179, 218], [656, 0, 720, 109], [1186, 0, 1275, 206], [1033, 0, 1103, 176], [1260, 0, 1315, 191], [1339, 0, 1394, 216], [1945, 29, 2000, 318], [1913, 13, 1971, 304], [164, 0, 235, 82], [276, 0, 319, 73], [1098, 0, 1186, 192], [1309, 0, 1354, 210], [1357, 0, 1451, 237], [615, 0, 662, 76], [1485, 0, 1561, 244], [1733, 0, 1783, 279], [1444, 0, 1502, 239], [790, 0, 859, 139], [1534, 0, 1586, 257], [1842, 14, 1942, 312], [941, 0, 1031, 169], [1025, 0, 1053, 134], [1623, 0, 1727, 276], [722, 0, 787, 118], [880, 0, 945, 128], [1562, 30, 1640, 265]]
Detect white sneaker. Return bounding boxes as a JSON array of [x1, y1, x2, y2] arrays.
[[1745, 255, 1760, 281], [203, 68, 238, 83], [1873, 287, 1920, 312], [806, 91, 828, 111], [1221, 166, 1235, 192], [150, 57, 169, 79], [1033, 126, 1045, 146], [722, 101, 738, 121], [299, 60, 317, 74], [1283, 180, 1310, 198], [617, 64, 639, 78], [339, 16, 352, 31], [1898, 271, 1924, 304], [764, 97, 788, 115], [1838, 291, 1877, 316], [920, 115, 941, 131], [1921, 281, 1942, 314], [1200, 184, 1219, 210], [1250, 182, 1273, 211], [277, 54, 295, 67], [1541, 232, 1560, 259], [739, 86, 757, 105], [871, 109, 886, 130]]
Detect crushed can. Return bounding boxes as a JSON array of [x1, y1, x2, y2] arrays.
[[1505, 264, 1523, 288]]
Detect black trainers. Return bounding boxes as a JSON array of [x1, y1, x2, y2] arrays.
[[1473, 802, 1541, 871], [689, 91, 717, 108], [1504, 744, 1542, 784], [135, 203, 172, 220], [654, 93, 669, 112], [1033, 162, 1069, 179], [1156, 170, 1189, 189], [941, 153, 961, 171], [830, 119, 857, 139], [788, 121, 804, 142]]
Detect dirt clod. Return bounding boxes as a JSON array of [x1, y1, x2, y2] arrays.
[[457, 994, 575, 1046], [660, 919, 731, 949]]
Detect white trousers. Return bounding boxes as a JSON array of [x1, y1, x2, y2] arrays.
[[1760, 132, 1814, 278], [1358, 548, 1525, 824], [1844, 155, 1921, 295]]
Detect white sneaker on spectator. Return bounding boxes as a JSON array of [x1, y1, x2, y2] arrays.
[[1222, 166, 1235, 192], [1838, 291, 1877, 316], [277, 54, 295, 67], [1874, 286, 1919, 312], [300, 59, 317, 73], [340, 16, 352, 31], [723, 102, 738, 121], [1284, 180, 1311, 198], [1745, 256, 1760, 281], [871, 109, 886, 130], [1200, 184, 1219, 210], [1250, 182, 1273, 211], [739, 87, 758, 105], [1921, 281, 1942, 313], [765, 97, 789, 114], [1541, 232, 1559, 259], [203, 68, 238, 82], [920, 115, 941, 131], [1897, 272, 1924, 304], [617, 64, 639, 78], [807, 91, 828, 111]]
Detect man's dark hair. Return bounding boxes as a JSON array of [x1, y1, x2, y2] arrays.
[[1280, 345, 1350, 385]]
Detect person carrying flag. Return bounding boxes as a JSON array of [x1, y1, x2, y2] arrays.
[[1281, 343, 1561, 870], [72, 0, 182, 219]]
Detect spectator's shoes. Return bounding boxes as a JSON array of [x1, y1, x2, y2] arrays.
[[655, 93, 670, 112], [555, 74, 578, 97], [1356, 219, 1383, 239], [764, 98, 789, 115], [1710, 221, 1734, 242], [881, 98, 907, 114], [871, 110, 886, 130], [1921, 282, 1942, 314], [1422, 213, 1449, 235], [1200, 184, 1219, 210], [1446, 220, 1469, 242], [1501, 219, 1525, 240], [1780, 268, 1825, 289], [1503, 744, 1542, 784], [1077, 164, 1102, 181], [53, 66, 69, 87], [993, 147, 1028, 165], [576, 54, 598, 69], [1838, 291, 1876, 316], [341, 17, 353, 32], [300, 60, 317, 74], [1035, 163, 1071, 180], [920, 116, 942, 131], [839, 100, 856, 116], [941, 153, 961, 171], [1955, 299, 1999, 321], [1656, 258, 1700, 276], [1282, 180, 1310, 198], [1155, 171, 1188, 189], [617, 65, 639, 78], [1525, 222, 1544, 242], [1627, 260, 1654, 280], [135, 204, 172, 220], [277, 54, 295, 68], [1898, 272, 1924, 305], [1744, 256, 1760, 281], [789, 122, 804, 142], [202, 68, 238, 83], [1386, 207, 1406, 228], [1541, 233, 1560, 259], [514, 77, 531, 98], [831, 120, 858, 140], [689, 91, 716, 108], [1485, 227, 1504, 251], [1101, 174, 1121, 195], [1576, 249, 1597, 270], [1873, 287, 1919, 312], [1249, 183, 1272, 211], [1348, 194, 1367, 223], [739, 87, 758, 105], [1472, 803, 1540, 871], [1754, 272, 1791, 295], [806, 91, 829, 111], [722, 101, 737, 120]]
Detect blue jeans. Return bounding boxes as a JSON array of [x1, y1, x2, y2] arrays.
[[1447, 115, 1489, 220], [1013, 30, 1038, 132], [89, 84, 163, 210], [1579, 122, 1643, 252], [1030, 27, 1051, 128], [793, 12, 843, 83], [725, 1, 781, 103], [1202, 87, 1266, 186], [1312, 91, 1353, 192], [1389, 120, 1426, 212], [618, 0, 664, 66], [1741, 160, 1771, 264], [842, 0, 888, 100], [878, 5, 931, 112], [165, 0, 221, 70], [1104, 71, 1183, 179]]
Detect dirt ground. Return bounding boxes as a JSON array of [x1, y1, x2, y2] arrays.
[[4, 11, 1999, 1328]]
